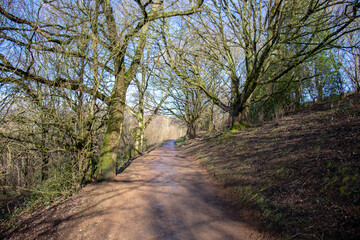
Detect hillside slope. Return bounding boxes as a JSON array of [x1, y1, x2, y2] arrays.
[[181, 93, 360, 239]]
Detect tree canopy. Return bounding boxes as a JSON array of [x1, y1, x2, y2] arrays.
[[0, 0, 359, 193]]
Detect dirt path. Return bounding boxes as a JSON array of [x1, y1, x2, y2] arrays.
[[8, 141, 271, 240]]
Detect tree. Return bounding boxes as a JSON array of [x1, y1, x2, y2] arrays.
[[0, 2, 108, 192], [127, 42, 170, 153], [341, 19, 360, 92], [308, 50, 344, 101], [163, 0, 360, 128], [0, 0, 204, 181], [163, 78, 209, 139]]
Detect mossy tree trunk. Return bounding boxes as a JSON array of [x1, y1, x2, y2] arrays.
[[132, 89, 169, 153], [228, 93, 252, 129], [134, 77, 145, 153], [294, 78, 302, 111], [186, 121, 197, 139], [134, 121, 144, 153], [97, 73, 128, 180], [95, 0, 150, 181], [207, 102, 215, 132]]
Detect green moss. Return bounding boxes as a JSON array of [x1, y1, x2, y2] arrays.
[[176, 136, 186, 144], [339, 185, 348, 197], [96, 154, 116, 181], [231, 122, 247, 132], [217, 131, 233, 143]]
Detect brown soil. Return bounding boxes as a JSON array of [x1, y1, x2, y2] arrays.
[[181, 93, 360, 239], [1, 141, 274, 240]]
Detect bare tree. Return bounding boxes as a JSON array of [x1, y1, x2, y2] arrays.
[[341, 19, 360, 92], [163, 0, 360, 128], [127, 45, 170, 153], [163, 76, 209, 139], [0, 0, 204, 181]]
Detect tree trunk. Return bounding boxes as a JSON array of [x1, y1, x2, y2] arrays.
[[41, 124, 49, 181], [96, 75, 128, 181], [314, 58, 323, 102], [228, 96, 252, 129], [294, 82, 301, 111], [316, 78, 323, 102], [238, 105, 250, 126], [186, 122, 197, 139], [134, 125, 144, 154], [134, 88, 145, 153], [356, 54, 360, 92], [208, 102, 215, 132]]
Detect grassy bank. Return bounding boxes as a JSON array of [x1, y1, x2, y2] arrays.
[[181, 93, 360, 239]]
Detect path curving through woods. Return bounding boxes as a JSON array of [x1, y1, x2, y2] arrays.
[[7, 141, 271, 240]]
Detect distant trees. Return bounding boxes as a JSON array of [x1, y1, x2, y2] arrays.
[[163, 79, 208, 139], [308, 51, 344, 101], [126, 41, 170, 153]]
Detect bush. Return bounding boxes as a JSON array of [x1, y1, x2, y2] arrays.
[[175, 136, 186, 144]]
